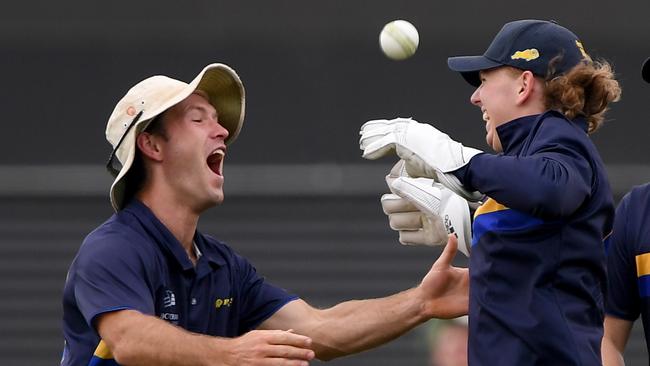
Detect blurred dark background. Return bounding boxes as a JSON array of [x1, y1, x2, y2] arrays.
[[1, 1, 648, 365]]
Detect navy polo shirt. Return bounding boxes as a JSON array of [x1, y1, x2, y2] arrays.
[[61, 200, 298, 366], [606, 183, 650, 354]]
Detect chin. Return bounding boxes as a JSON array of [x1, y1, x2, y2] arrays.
[[194, 189, 224, 212], [194, 197, 222, 214], [207, 191, 224, 205]]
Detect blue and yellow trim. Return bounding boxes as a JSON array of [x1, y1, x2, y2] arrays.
[[472, 198, 545, 246], [88, 340, 119, 366], [636, 253, 650, 298]]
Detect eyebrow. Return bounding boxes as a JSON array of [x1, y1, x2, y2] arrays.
[[185, 105, 218, 118]]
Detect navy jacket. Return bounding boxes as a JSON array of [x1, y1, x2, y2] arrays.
[[455, 111, 614, 365]]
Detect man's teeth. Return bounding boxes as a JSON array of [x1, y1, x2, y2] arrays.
[[211, 150, 225, 157], [482, 111, 490, 122]]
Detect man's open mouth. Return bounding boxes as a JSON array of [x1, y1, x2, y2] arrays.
[[207, 148, 225, 176]]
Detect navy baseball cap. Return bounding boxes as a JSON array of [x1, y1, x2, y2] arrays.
[[643, 57, 650, 83], [448, 19, 591, 87]]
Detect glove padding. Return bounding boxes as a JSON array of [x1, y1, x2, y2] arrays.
[[381, 161, 472, 257], [360, 117, 484, 202]]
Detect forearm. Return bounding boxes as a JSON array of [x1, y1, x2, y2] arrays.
[[300, 289, 425, 360], [260, 237, 468, 361], [601, 336, 625, 366], [602, 316, 633, 366], [99, 310, 226, 366]]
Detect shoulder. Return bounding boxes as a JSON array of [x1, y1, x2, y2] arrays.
[[619, 183, 650, 215], [535, 111, 588, 139], [529, 111, 600, 164], [611, 183, 650, 250], [625, 183, 650, 201], [76, 213, 159, 269]]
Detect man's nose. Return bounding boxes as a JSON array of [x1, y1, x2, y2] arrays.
[[210, 119, 229, 140]]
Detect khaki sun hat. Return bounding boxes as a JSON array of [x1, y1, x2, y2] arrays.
[[105, 63, 245, 211]]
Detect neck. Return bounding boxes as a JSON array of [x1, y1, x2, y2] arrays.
[[136, 188, 199, 256]]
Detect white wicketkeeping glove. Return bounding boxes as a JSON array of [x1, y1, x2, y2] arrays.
[[360, 117, 484, 203], [381, 161, 472, 257]]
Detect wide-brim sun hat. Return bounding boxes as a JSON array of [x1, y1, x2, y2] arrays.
[[105, 63, 245, 211]]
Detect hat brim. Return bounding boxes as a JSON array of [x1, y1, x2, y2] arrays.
[[109, 63, 245, 211], [447, 55, 503, 87], [195, 64, 246, 144], [643, 57, 650, 84]]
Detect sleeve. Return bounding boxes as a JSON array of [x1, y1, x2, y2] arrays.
[[457, 126, 592, 219], [73, 231, 156, 329], [605, 193, 641, 321], [234, 253, 299, 332]]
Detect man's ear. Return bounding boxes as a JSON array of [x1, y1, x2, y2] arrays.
[[516, 70, 537, 105], [136, 132, 164, 162]]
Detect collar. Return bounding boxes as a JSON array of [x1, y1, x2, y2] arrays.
[[496, 110, 589, 155], [193, 241, 202, 259], [495, 113, 540, 155], [123, 200, 226, 272]]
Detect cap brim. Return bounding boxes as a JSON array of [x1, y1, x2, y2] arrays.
[[643, 57, 650, 84], [447, 55, 503, 87]]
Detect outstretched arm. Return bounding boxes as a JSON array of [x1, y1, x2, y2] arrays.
[[259, 235, 469, 360], [456, 152, 591, 218], [97, 310, 314, 366]]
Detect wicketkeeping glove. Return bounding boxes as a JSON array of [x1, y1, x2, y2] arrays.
[[360, 117, 484, 203], [381, 161, 472, 257]]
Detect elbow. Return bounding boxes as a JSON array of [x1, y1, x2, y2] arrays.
[[311, 336, 346, 362], [316, 354, 336, 362], [111, 338, 139, 365], [314, 347, 344, 362]]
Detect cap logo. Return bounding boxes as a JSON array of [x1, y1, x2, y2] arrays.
[[511, 48, 539, 62], [126, 106, 136, 116], [575, 40, 591, 61]]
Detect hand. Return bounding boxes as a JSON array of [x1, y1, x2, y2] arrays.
[[223, 329, 315, 366], [381, 161, 472, 256], [417, 235, 469, 319], [359, 117, 484, 202]]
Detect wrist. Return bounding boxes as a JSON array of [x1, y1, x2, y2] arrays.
[[411, 286, 434, 322], [204, 336, 234, 366]]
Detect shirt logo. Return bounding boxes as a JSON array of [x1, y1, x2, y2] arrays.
[[163, 290, 176, 308], [215, 297, 234, 309], [160, 312, 179, 321], [510, 48, 539, 61]]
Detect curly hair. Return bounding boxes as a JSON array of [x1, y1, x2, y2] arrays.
[[543, 60, 621, 133]]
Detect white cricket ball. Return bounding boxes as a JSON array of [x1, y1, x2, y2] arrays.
[[379, 20, 419, 61]]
